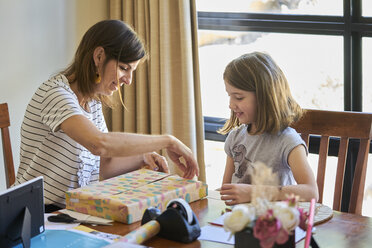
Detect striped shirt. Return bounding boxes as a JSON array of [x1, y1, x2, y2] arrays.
[[15, 74, 108, 206]]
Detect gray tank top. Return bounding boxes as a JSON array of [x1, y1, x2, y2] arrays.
[[224, 125, 307, 186]]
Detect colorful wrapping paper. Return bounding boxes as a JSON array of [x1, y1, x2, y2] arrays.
[[119, 220, 160, 244], [65, 169, 208, 224]]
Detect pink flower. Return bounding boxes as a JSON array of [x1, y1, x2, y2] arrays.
[[298, 207, 309, 230], [275, 228, 290, 244], [285, 194, 300, 207], [224, 194, 310, 248], [253, 209, 289, 248]]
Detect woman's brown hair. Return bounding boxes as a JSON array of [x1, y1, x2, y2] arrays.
[[61, 19, 146, 107], [218, 52, 303, 135]]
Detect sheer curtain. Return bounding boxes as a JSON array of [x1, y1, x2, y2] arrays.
[[106, 0, 205, 181]]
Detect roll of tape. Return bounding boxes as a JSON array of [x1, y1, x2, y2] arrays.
[[166, 198, 193, 224]]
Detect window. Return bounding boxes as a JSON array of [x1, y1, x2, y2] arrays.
[[363, 37, 372, 112], [363, 0, 372, 16], [196, 0, 342, 15], [199, 30, 344, 113], [197, 0, 372, 214]]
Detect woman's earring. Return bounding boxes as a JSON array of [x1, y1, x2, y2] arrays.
[[95, 72, 101, 84]]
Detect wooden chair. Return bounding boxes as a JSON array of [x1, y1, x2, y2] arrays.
[[0, 103, 15, 188], [291, 109, 372, 215]]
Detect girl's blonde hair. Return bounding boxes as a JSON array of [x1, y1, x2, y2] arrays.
[[218, 52, 303, 135]]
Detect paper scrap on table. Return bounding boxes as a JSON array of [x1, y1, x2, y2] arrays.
[[44, 213, 80, 230], [208, 213, 225, 226], [60, 208, 113, 225], [295, 227, 307, 243], [198, 225, 234, 245]]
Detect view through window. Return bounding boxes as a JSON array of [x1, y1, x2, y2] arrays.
[[196, 0, 342, 15]]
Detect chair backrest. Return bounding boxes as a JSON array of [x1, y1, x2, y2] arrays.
[[0, 103, 15, 188], [291, 109, 372, 214]]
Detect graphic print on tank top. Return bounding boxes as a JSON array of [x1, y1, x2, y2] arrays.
[[232, 144, 254, 184]]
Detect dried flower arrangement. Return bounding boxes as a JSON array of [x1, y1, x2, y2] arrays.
[[223, 162, 309, 248]]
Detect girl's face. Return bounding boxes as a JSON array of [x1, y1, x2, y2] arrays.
[[225, 80, 257, 127], [96, 59, 140, 96]]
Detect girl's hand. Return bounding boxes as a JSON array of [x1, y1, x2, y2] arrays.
[[143, 152, 169, 173], [220, 183, 253, 206]]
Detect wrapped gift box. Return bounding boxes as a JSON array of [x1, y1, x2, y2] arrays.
[[65, 169, 208, 224]]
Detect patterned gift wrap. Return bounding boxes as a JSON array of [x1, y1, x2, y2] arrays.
[[65, 169, 208, 224]]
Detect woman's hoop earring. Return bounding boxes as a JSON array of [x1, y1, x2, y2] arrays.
[[95, 72, 101, 84]]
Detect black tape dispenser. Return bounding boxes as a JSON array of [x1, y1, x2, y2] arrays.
[[141, 198, 201, 243]]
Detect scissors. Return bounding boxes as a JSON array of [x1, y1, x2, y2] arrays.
[[48, 213, 112, 226]]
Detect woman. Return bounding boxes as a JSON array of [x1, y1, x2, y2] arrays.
[[15, 20, 199, 212]]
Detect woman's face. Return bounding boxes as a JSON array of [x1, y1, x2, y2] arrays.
[[96, 59, 140, 96], [225, 80, 257, 127]]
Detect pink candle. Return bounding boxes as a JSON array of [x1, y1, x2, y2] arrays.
[[304, 198, 315, 248]]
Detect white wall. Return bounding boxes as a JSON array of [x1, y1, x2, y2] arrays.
[[0, 0, 108, 191]]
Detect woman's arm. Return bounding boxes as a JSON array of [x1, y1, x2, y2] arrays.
[[61, 115, 172, 157], [60, 115, 198, 178], [100, 152, 169, 180], [100, 155, 143, 180]]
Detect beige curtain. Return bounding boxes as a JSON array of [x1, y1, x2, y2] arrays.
[[106, 0, 206, 182]]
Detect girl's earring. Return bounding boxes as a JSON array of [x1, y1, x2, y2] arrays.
[[95, 72, 101, 84]]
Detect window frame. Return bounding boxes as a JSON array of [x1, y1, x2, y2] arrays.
[[198, 0, 372, 212]]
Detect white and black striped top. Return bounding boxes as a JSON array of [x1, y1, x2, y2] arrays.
[[15, 74, 108, 206]]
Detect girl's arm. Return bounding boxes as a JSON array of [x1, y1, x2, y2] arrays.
[[220, 156, 253, 205], [60, 115, 198, 179], [219, 145, 319, 205], [277, 144, 319, 201], [222, 156, 234, 185]]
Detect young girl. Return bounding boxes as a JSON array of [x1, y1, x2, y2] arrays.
[[219, 52, 318, 206]]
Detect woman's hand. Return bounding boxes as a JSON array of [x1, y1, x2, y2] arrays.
[[220, 183, 253, 206], [166, 135, 199, 179], [143, 152, 169, 173]]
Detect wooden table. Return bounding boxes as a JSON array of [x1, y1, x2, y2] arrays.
[[90, 191, 372, 247]]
